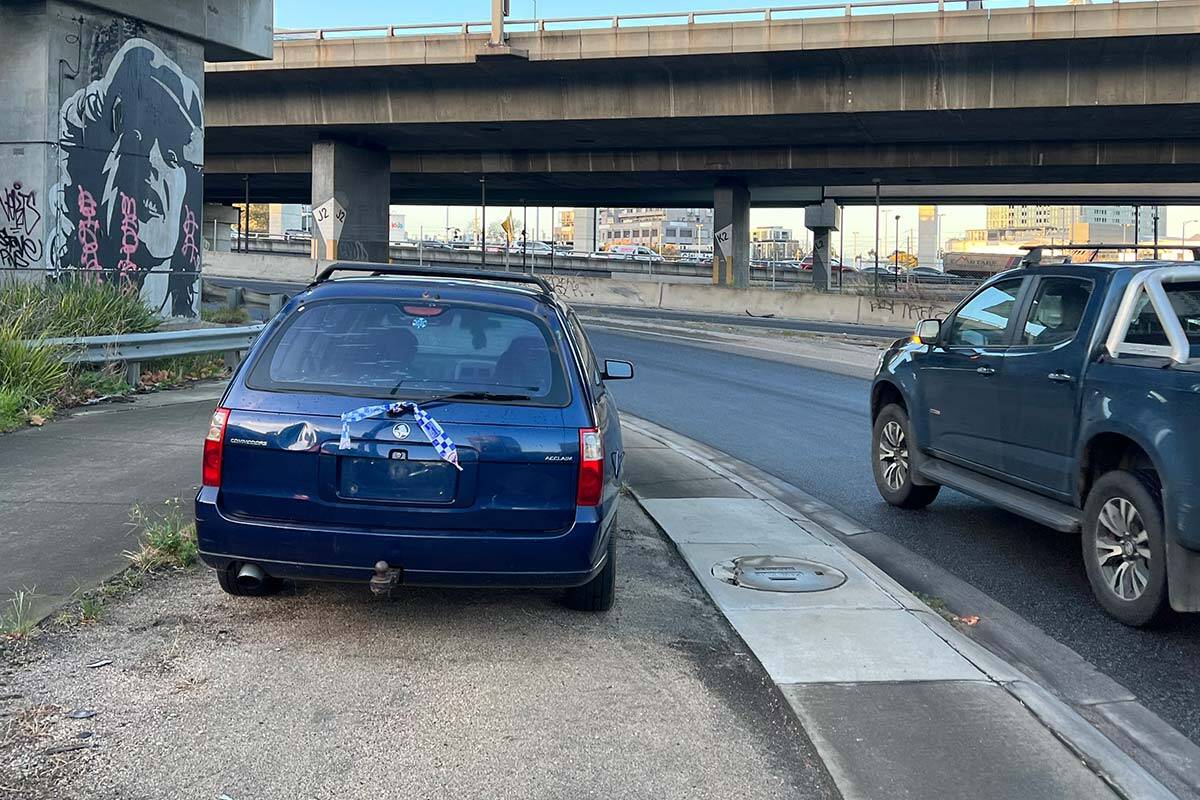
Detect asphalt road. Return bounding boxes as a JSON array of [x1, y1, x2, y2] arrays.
[[588, 325, 1200, 745]]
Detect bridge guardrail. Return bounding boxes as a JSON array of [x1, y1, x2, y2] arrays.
[[41, 325, 265, 387], [274, 0, 1145, 40]]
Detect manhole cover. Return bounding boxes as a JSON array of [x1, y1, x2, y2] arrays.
[[712, 555, 847, 593]]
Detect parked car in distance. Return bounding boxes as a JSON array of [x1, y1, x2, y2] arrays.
[[794, 255, 849, 272], [907, 266, 949, 282], [870, 256, 1200, 625], [196, 264, 634, 612], [607, 245, 665, 263], [509, 240, 554, 256]]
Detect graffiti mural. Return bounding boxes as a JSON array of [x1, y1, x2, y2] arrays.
[[0, 181, 43, 269], [47, 38, 202, 317]]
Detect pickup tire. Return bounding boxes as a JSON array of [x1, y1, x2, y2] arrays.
[[564, 536, 616, 612], [1082, 470, 1167, 627], [872, 404, 940, 509]]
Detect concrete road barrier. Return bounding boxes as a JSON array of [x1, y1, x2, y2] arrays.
[[204, 255, 965, 331]]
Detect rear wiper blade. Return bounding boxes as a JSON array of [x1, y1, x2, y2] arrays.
[[421, 391, 534, 403]]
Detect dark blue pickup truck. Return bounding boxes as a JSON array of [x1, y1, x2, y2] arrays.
[[870, 257, 1200, 626]]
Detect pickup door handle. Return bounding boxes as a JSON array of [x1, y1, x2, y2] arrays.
[[975, 366, 996, 376], [1048, 372, 1074, 383]]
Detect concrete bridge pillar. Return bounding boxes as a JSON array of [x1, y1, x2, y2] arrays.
[[805, 200, 842, 292], [713, 183, 750, 288], [311, 140, 390, 263]]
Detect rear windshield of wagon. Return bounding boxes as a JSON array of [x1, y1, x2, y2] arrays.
[[246, 298, 572, 405]]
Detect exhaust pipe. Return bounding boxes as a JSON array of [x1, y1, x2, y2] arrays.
[[236, 562, 266, 590]]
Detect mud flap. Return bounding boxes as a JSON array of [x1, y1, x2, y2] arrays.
[[1166, 535, 1200, 613]]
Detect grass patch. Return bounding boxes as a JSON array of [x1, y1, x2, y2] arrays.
[[0, 389, 24, 433], [124, 499, 198, 572], [71, 365, 132, 399], [201, 306, 251, 325], [0, 277, 161, 430], [1, 587, 39, 639], [0, 316, 68, 430], [139, 354, 228, 390], [0, 276, 159, 338]]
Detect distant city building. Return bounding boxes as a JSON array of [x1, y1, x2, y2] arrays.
[[750, 225, 800, 261], [598, 208, 713, 254], [985, 205, 1071, 233], [263, 203, 311, 236], [981, 204, 1165, 246], [917, 206, 939, 267]]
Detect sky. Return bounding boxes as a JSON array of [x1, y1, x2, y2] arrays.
[[274, 1, 1194, 252]]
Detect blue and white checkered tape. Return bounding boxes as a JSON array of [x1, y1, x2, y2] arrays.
[[338, 401, 462, 471]]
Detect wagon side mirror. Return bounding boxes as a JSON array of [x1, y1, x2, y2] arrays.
[[602, 359, 634, 380]]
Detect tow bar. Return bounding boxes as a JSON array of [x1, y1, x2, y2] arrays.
[[369, 560, 401, 596]]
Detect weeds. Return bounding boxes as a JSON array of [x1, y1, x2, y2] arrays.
[[138, 354, 227, 389], [1, 587, 39, 639], [70, 365, 132, 400], [0, 389, 23, 432], [201, 306, 251, 325], [124, 499, 198, 572], [78, 595, 104, 624], [0, 276, 159, 339], [0, 277, 159, 431], [0, 316, 69, 409]]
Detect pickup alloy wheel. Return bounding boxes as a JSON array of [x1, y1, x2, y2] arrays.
[[872, 404, 940, 509], [878, 420, 909, 492], [1083, 470, 1167, 627], [1095, 497, 1152, 601]]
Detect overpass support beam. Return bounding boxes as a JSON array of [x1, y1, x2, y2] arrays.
[[311, 140, 390, 263], [713, 183, 750, 289], [805, 200, 842, 292]]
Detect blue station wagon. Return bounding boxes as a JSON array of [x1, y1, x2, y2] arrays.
[[196, 264, 633, 611]]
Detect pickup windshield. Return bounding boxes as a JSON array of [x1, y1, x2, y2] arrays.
[[1125, 281, 1200, 347], [247, 299, 571, 405]]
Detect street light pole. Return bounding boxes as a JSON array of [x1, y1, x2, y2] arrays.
[[1182, 219, 1199, 247], [480, 176, 487, 268], [894, 214, 901, 290], [490, 0, 507, 46], [1153, 206, 1161, 259], [873, 180, 881, 296]]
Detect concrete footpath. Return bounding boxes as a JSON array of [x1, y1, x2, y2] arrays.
[[0, 384, 225, 621], [621, 416, 1174, 800]]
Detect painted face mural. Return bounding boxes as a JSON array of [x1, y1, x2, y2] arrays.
[[48, 38, 203, 317]]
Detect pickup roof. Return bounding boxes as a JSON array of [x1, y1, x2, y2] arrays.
[[870, 260, 1200, 626]]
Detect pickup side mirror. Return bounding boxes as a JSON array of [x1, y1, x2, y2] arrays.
[[913, 318, 942, 344], [602, 359, 634, 380]]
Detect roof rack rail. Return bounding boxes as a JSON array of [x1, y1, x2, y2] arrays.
[[310, 262, 556, 295], [1019, 243, 1200, 267]]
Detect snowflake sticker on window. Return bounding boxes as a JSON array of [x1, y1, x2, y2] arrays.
[[412, 317, 428, 330]]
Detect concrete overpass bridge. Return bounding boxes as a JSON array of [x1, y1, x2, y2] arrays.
[[202, 0, 1200, 285]]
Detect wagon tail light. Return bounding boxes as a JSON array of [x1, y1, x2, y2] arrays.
[[577, 428, 604, 507], [203, 407, 230, 488]]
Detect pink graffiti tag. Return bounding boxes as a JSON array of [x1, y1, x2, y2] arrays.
[[76, 187, 102, 272], [116, 192, 140, 278], [181, 205, 199, 268]]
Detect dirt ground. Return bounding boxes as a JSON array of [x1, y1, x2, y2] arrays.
[[0, 501, 838, 800]]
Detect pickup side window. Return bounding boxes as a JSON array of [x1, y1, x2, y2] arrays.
[[1125, 281, 1200, 346], [1020, 278, 1094, 346], [945, 279, 1023, 347]]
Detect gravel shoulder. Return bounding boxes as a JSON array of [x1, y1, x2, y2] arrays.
[[1, 501, 838, 800]]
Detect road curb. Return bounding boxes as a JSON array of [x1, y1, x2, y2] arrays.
[[623, 414, 1180, 800]]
